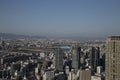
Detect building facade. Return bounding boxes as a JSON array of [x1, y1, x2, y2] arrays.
[[72, 44, 81, 73], [54, 47, 64, 71], [79, 69, 91, 80], [106, 36, 120, 80], [90, 47, 100, 74]]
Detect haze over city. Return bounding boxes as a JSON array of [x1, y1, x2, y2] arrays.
[[0, 0, 120, 39], [1, 1, 120, 80]]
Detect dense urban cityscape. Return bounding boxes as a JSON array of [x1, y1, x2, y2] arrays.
[[1, 0, 120, 80], [0, 35, 114, 80], [0, 35, 119, 80]]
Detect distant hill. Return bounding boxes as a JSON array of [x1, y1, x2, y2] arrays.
[[0, 33, 47, 39]]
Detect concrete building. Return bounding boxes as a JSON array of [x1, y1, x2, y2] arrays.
[[43, 69, 54, 80], [96, 66, 102, 74], [106, 36, 120, 80], [91, 76, 101, 80], [79, 69, 91, 80], [68, 69, 77, 80]]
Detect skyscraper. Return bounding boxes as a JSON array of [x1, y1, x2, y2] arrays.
[[90, 47, 100, 74], [54, 47, 64, 71], [106, 36, 120, 80], [72, 44, 81, 73]]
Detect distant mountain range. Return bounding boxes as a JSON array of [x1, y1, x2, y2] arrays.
[[0, 33, 105, 40], [0, 33, 47, 39]]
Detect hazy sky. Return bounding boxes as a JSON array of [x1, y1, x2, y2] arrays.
[[0, 0, 120, 38]]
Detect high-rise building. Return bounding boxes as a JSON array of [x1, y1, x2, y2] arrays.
[[72, 44, 81, 73], [54, 47, 64, 70], [106, 36, 120, 80], [90, 47, 100, 74]]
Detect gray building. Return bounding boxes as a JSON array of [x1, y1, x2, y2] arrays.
[[43, 69, 54, 80], [72, 44, 81, 73], [54, 47, 64, 71]]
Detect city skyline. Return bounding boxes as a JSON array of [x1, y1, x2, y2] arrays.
[[0, 0, 120, 38]]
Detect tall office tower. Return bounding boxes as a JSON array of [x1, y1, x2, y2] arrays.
[[72, 44, 81, 73], [106, 36, 120, 80], [90, 47, 100, 74], [78, 47, 81, 69], [54, 47, 64, 71]]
